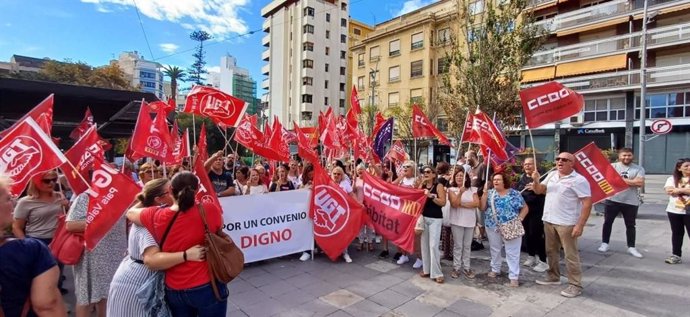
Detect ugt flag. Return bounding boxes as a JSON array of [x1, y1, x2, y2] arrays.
[[309, 164, 364, 261], [62, 126, 104, 196], [573, 142, 628, 204], [519, 81, 584, 128], [361, 172, 426, 253], [183, 85, 248, 128]]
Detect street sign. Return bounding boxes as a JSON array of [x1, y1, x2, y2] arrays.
[[651, 119, 672, 134]]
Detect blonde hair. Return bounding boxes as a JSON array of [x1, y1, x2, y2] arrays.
[[27, 171, 57, 198], [135, 178, 169, 207]]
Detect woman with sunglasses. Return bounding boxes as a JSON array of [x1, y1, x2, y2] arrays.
[[418, 166, 447, 283], [447, 168, 479, 279], [12, 171, 70, 292], [663, 158, 690, 264]]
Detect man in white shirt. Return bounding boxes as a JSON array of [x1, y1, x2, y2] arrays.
[[532, 152, 592, 298]]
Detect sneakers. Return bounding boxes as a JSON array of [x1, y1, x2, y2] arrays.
[[523, 256, 535, 267], [560, 285, 582, 298], [665, 255, 682, 264], [378, 250, 389, 259], [463, 269, 476, 279], [598, 243, 609, 253], [343, 253, 353, 263], [299, 252, 311, 262], [507, 279, 519, 288], [533, 259, 549, 273], [396, 255, 410, 265], [628, 247, 643, 258], [412, 258, 423, 269], [535, 277, 562, 285]]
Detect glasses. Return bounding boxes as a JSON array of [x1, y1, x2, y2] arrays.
[[41, 178, 58, 184], [333, 173, 342, 176], [423, 170, 433, 174], [555, 157, 572, 162], [402, 165, 412, 169]]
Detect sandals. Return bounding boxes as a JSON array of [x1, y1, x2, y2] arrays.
[[487, 271, 498, 278], [434, 277, 444, 284], [451, 270, 460, 279], [419, 272, 430, 278]]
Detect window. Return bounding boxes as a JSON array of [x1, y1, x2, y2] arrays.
[[340, 50, 346, 59], [437, 57, 449, 74], [340, 83, 345, 92], [388, 92, 400, 107], [339, 99, 345, 108], [410, 88, 423, 104], [340, 67, 346, 75], [142, 81, 156, 88], [303, 24, 314, 34], [410, 60, 423, 78], [357, 76, 365, 90], [370, 46, 380, 60], [341, 2, 347, 10], [304, 7, 315, 16], [341, 18, 347, 27], [302, 94, 313, 103], [358, 53, 365, 67], [341, 34, 347, 43], [301, 111, 313, 121], [326, 13, 330, 22], [324, 97, 329, 105], [437, 27, 450, 45], [303, 42, 314, 51], [469, 1, 484, 15], [437, 118, 448, 132], [411, 32, 424, 50], [325, 47, 330, 55], [326, 30, 330, 39], [325, 63, 329, 72], [468, 27, 482, 42], [139, 71, 156, 79], [389, 39, 400, 56], [635, 92, 690, 119], [302, 59, 314, 68], [584, 97, 625, 122], [324, 80, 329, 89], [354, 28, 361, 35], [389, 65, 400, 82], [303, 77, 313, 86]]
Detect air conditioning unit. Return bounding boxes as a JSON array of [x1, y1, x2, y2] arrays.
[[570, 115, 584, 126]]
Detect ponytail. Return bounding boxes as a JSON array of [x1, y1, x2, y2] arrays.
[[170, 172, 199, 212]]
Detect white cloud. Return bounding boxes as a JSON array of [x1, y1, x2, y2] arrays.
[[159, 43, 180, 54], [395, 0, 437, 16], [80, 0, 249, 39]]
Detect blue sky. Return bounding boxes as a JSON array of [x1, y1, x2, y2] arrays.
[[0, 0, 438, 97]]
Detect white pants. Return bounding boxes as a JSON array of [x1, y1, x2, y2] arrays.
[[421, 217, 443, 279], [486, 227, 522, 280], [358, 225, 374, 243], [451, 225, 474, 271]]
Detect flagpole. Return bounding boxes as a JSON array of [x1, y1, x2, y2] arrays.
[[414, 138, 418, 178], [162, 162, 167, 178], [63, 160, 93, 193], [192, 114, 197, 149], [527, 125, 537, 165], [459, 110, 470, 164]]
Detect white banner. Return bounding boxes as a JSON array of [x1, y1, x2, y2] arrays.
[[220, 190, 313, 263]]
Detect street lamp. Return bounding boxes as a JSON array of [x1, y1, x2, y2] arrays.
[[638, 0, 649, 191]]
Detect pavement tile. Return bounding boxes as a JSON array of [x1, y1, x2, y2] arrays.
[[433, 310, 462, 317], [246, 272, 277, 288], [240, 298, 287, 316], [325, 310, 354, 317], [258, 279, 298, 297], [231, 288, 268, 308], [345, 279, 391, 298], [276, 298, 339, 317], [286, 272, 323, 288], [394, 298, 444, 317], [319, 289, 364, 309], [320, 270, 360, 288], [273, 289, 317, 308], [368, 289, 412, 309], [239, 265, 268, 279], [226, 307, 248, 317], [445, 299, 492, 317], [365, 260, 401, 273], [389, 281, 425, 299], [342, 299, 390, 316], [227, 278, 253, 295], [299, 281, 342, 298]]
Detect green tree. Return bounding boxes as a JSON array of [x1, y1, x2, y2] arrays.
[[162, 65, 186, 101], [439, 0, 545, 140], [385, 99, 439, 162], [175, 113, 233, 156], [188, 30, 212, 85]]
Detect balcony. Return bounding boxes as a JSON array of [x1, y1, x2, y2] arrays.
[[261, 78, 270, 90], [261, 64, 270, 76], [263, 19, 270, 32], [262, 49, 270, 61], [525, 22, 690, 68], [528, 0, 557, 8], [262, 34, 270, 47]]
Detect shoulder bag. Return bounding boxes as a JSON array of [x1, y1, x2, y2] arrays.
[[490, 191, 524, 241], [49, 213, 85, 265], [198, 203, 245, 300]]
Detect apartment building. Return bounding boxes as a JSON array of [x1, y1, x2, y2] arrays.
[[261, 0, 350, 127], [116, 51, 164, 99], [346, 20, 374, 109], [208, 55, 261, 116], [521, 0, 690, 173]]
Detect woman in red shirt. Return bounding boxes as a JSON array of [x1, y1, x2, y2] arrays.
[[127, 172, 226, 317]]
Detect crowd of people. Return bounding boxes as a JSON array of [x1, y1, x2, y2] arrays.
[[1, 147, 690, 316]]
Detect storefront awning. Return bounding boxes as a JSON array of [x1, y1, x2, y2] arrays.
[[521, 66, 556, 83], [555, 54, 627, 77]]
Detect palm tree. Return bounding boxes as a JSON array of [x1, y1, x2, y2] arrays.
[[163, 65, 186, 101]]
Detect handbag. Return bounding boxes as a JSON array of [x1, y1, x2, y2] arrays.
[[135, 209, 180, 317], [49, 213, 85, 265], [490, 190, 525, 241], [198, 203, 245, 300], [441, 189, 452, 227]]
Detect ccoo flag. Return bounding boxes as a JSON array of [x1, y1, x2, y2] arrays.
[[573, 142, 628, 204], [519, 81, 584, 128]]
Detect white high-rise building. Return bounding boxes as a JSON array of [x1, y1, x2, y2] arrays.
[[261, 0, 350, 127], [116, 51, 164, 98]]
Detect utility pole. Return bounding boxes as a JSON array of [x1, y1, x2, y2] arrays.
[[638, 0, 649, 192], [368, 68, 377, 135]]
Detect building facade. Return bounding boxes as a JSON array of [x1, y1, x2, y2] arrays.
[[521, 0, 690, 173], [116, 51, 164, 99], [346, 20, 374, 109], [208, 55, 260, 116], [261, 0, 350, 127]]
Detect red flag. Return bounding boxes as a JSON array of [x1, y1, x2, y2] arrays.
[[84, 159, 139, 250], [372, 112, 386, 136], [460, 112, 478, 143], [573, 142, 629, 204], [268, 117, 291, 162], [197, 123, 209, 163], [70, 108, 94, 140], [148, 98, 175, 114], [519, 81, 584, 128], [353, 130, 375, 163], [385, 140, 409, 163], [0, 94, 53, 137], [309, 164, 364, 261], [234, 115, 263, 150], [192, 154, 221, 209], [361, 172, 426, 253], [320, 115, 341, 150], [131, 107, 173, 162], [295, 122, 319, 165], [469, 110, 508, 160], [62, 126, 103, 195], [350, 86, 362, 115], [0, 118, 68, 196], [167, 121, 189, 164], [183, 85, 248, 128], [411, 105, 451, 145]]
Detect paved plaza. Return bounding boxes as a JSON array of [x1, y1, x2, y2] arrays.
[[65, 175, 690, 316]]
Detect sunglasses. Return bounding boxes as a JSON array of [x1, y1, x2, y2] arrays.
[[555, 157, 572, 162], [423, 170, 433, 174], [402, 165, 411, 169], [41, 178, 58, 184]]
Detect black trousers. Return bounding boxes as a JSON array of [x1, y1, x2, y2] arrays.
[[602, 201, 639, 247], [667, 212, 690, 257], [523, 202, 546, 262]]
